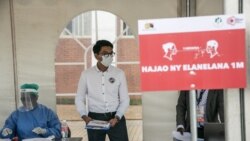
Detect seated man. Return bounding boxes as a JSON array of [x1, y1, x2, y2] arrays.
[[0, 83, 62, 140]]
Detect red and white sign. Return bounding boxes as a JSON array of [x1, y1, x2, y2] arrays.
[[138, 14, 246, 91]]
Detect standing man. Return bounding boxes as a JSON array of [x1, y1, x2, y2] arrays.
[[75, 40, 130, 141], [176, 89, 224, 139]]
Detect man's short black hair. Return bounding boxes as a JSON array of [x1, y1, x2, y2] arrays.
[[93, 40, 113, 54]]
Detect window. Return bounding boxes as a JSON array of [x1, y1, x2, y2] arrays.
[[61, 12, 92, 37], [122, 21, 133, 36]]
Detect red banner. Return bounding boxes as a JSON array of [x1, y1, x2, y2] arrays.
[[138, 14, 246, 91]]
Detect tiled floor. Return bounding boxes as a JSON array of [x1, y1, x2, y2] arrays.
[[57, 105, 143, 141]]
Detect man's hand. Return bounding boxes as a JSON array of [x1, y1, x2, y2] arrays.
[[32, 127, 47, 135], [177, 127, 185, 135], [109, 117, 119, 127], [1, 128, 12, 136], [82, 115, 92, 124]]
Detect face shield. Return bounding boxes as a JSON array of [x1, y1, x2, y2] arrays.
[[18, 91, 38, 112]]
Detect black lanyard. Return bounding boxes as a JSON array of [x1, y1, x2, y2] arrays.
[[196, 89, 205, 105]]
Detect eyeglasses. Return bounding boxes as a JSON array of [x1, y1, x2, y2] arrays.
[[101, 52, 115, 58]]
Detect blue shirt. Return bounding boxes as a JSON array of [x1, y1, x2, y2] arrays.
[[0, 104, 61, 140]]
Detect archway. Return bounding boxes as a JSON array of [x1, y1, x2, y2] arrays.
[[55, 10, 142, 140]]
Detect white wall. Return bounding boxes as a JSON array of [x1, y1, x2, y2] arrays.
[[143, 91, 179, 141], [0, 0, 16, 126], [224, 0, 249, 140]]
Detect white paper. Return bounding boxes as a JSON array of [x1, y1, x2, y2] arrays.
[[85, 120, 111, 130], [172, 131, 204, 141], [22, 135, 55, 141], [22, 138, 51, 141], [172, 131, 191, 141]]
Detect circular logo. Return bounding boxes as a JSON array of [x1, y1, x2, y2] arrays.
[[109, 77, 115, 83]]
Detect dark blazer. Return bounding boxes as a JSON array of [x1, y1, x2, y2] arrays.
[[176, 89, 224, 132]]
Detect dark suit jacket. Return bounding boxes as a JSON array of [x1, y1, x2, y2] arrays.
[[176, 89, 224, 132]]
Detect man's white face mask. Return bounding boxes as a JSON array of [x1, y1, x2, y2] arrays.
[[101, 55, 113, 67]]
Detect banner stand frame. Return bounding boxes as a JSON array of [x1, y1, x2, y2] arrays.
[[190, 89, 197, 141]]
